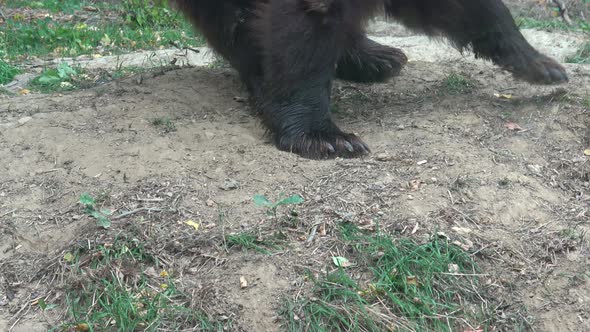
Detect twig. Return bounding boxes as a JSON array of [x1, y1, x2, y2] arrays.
[[9, 302, 30, 331], [0, 209, 16, 218], [438, 272, 490, 277], [451, 207, 482, 229], [306, 224, 319, 244], [169, 40, 201, 54], [112, 207, 163, 220], [135, 197, 164, 202], [447, 189, 455, 205], [35, 168, 60, 175]]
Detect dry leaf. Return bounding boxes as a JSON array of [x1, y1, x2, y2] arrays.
[[240, 276, 248, 289], [411, 223, 419, 234], [453, 240, 474, 251], [409, 179, 422, 191], [448, 263, 460, 273], [494, 93, 512, 99], [19, 89, 30, 95], [451, 226, 472, 235], [584, 149, 590, 156], [505, 122, 523, 131], [319, 223, 326, 236], [406, 276, 419, 286], [184, 220, 200, 231], [374, 153, 394, 161], [463, 327, 484, 332], [75, 323, 90, 331]]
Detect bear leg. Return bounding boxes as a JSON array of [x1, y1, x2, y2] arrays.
[[384, 0, 568, 84]]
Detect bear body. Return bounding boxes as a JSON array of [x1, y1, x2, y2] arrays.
[[172, 0, 567, 159]]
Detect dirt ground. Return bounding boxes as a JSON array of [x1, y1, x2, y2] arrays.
[[1, 4, 590, 332]]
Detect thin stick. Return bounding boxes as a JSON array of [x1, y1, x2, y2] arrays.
[[9, 303, 29, 331], [438, 272, 490, 277], [306, 224, 319, 244], [112, 207, 162, 220], [0, 209, 16, 218]]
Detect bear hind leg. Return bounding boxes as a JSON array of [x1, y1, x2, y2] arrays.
[[384, 0, 568, 84]]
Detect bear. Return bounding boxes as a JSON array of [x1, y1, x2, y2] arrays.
[[170, 0, 568, 159]]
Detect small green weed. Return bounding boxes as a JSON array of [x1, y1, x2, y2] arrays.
[[79, 193, 112, 229], [284, 223, 487, 331], [566, 42, 590, 64], [225, 231, 283, 254], [443, 73, 474, 94], [151, 116, 177, 133], [0, 60, 21, 85], [583, 96, 590, 109], [38, 298, 58, 312], [254, 193, 304, 220], [29, 62, 82, 93], [559, 227, 585, 242]]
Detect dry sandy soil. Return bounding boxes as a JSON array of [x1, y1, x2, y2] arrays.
[[1, 4, 589, 332]]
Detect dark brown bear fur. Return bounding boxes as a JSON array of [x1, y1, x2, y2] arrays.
[[170, 0, 567, 159]]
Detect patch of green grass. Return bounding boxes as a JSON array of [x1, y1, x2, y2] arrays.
[[54, 236, 229, 331], [122, 0, 179, 28], [225, 231, 283, 255], [283, 223, 488, 331], [442, 73, 475, 94], [516, 17, 590, 32], [583, 96, 590, 109], [0, 59, 21, 85], [6, 0, 89, 13], [151, 116, 177, 133], [566, 42, 590, 64], [1, 1, 203, 61], [28, 62, 84, 93]]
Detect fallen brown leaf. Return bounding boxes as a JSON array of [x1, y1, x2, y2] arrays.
[[240, 276, 248, 289], [505, 122, 523, 131], [406, 275, 419, 286]]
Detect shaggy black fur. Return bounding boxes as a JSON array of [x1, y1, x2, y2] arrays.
[[171, 0, 568, 159]]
